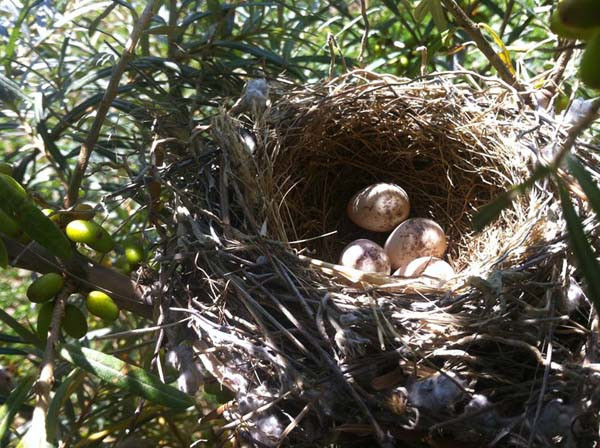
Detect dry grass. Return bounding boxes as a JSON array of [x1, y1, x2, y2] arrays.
[[159, 71, 599, 447]]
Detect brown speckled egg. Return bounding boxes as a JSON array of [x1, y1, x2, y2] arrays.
[[394, 256, 455, 286], [384, 218, 447, 270], [347, 183, 410, 232], [339, 239, 391, 275]]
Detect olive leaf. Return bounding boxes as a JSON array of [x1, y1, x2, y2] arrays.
[[59, 345, 195, 410], [0, 375, 35, 444]]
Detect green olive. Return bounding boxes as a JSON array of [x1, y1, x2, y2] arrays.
[[580, 32, 600, 89], [550, 9, 595, 40], [86, 290, 120, 322], [559, 0, 600, 29], [65, 220, 114, 253], [42, 208, 61, 225], [124, 243, 144, 265], [27, 273, 64, 303]]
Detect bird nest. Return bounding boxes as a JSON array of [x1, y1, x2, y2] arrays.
[[159, 71, 600, 447]]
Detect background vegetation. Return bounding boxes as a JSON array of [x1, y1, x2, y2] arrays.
[[0, 0, 597, 446]]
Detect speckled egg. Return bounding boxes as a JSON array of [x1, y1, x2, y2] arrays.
[[339, 239, 391, 275], [347, 183, 410, 232], [394, 256, 454, 286], [384, 218, 448, 270]]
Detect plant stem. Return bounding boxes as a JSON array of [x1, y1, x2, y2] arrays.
[[66, 0, 159, 207], [24, 286, 72, 446], [441, 0, 525, 91]]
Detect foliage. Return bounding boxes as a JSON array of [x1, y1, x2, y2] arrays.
[[0, 0, 598, 446]]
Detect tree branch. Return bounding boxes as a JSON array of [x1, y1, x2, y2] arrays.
[[441, 0, 526, 92], [66, 0, 159, 206], [24, 286, 73, 446], [3, 237, 152, 318]]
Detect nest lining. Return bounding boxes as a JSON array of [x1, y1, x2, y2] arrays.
[[157, 71, 600, 447]]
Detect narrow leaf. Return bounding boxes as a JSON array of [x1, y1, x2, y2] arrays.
[[145, 25, 185, 37], [59, 345, 195, 410], [414, 0, 431, 22], [478, 23, 515, 75], [88, 2, 118, 36], [429, 0, 448, 31], [0, 308, 43, 349], [558, 182, 600, 310], [0, 375, 35, 443], [46, 369, 86, 444]]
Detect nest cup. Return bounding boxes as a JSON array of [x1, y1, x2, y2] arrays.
[[165, 72, 598, 447], [254, 72, 538, 275]]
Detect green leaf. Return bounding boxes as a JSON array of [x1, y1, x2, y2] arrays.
[[381, 0, 402, 17], [479, 23, 515, 75], [0, 308, 43, 349], [566, 155, 600, 218], [88, 2, 118, 37], [558, 181, 600, 310], [59, 345, 195, 410], [415, 0, 431, 22], [0, 175, 73, 261], [46, 369, 86, 444], [212, 41, 287, 67], [473, 164, 551, 231], [429, 0, 448, 31], [145, 25, 185, 37], [0, 375, 35, 443]]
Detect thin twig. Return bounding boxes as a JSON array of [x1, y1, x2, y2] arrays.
[[66, 0, 159, 206], [441, 0, 525, 92], [24, 284, 74, 446], [546, 47, 574, 98], [358, 0, 369, 64], [499, 0, 515, 37]]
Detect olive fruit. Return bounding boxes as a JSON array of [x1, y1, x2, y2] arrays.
[[124, 243, 144, 265], [558, 0, 600, 29], [65, 220, 114, 253], [550, 9, 595, 40], [91, 232, 115, 253], [42, 208, 61, 225], [86, 290, 120, 322], [580, 32, 600, 89], [62, 305, 88, 339], [37, 301, 54, 340], [27, 273, 64, 303]]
